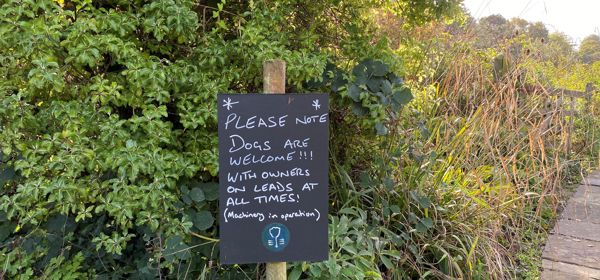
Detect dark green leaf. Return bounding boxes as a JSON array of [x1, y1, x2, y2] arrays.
[[408, 212, 419, 224], [384, 177, 394, 190], [46, 215, 73, 233], [359, 171, 372, 186], [389, 232, 404, 246], [411, 191, 432, 209], [421, 217, 433, 228], [381, 255, 394, 269], [164, 235, 191, 261], [366, 78, 383, 92], [352, 63, 368, 79], [351, 102, 368, 116], [375, 92, 389, 105], [415, 222, 427, 234], [375, 122, 388, 135], [166, 235, 183, 248], [0, 223, 15, 241], [189, 187, 205, 202], [192, 210, 214, 231], [331, 71, 347, 92], [0, 167, 15, 186], [381, 80, 392, 94], [393, 87, 413, 106], [289, 266, 303, 280], [175, 247, 192, 260], [179, 184, 190, 195], [388, 73, 404, 85], [383, 205, 390, 217], [421, 126, 431, 139], [348, 84, 361, 102], [370, 60, 389, 76], [182, 195, 193, 205], [203, 182, 219, 201], [22, 236, 39, 253]]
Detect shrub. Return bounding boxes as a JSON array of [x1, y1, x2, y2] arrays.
[[0, 0, 460, 278]]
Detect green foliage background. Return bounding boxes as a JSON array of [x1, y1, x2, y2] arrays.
[[2, 0, 600, 279], [0, 0, 460, 278]]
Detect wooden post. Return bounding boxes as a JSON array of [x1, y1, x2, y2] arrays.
[[263, 59, 287, 280], [263, 60, 286, 94], [567, 96, 574, 153]]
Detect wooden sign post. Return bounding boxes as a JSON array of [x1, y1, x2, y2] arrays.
[[263, 60, 287, 280], [217, 59, 329, 277]]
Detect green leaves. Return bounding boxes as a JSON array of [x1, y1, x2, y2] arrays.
[[393, 87, 413, 107], [141, 0, 198, 43], [163, 235, 191, 261], [202, 182, 219, 201], [0, 211, 16, 242], [410, 191, 432, 209], [179, 181, 216, 232], [0, 153, 16, 187], [375, 122, 389, 136], [338, 59, 413, 135], [181, 181, 219, 203], [415, 217, 434, 234], [92, 232, 135, 255], [100, 11, 138, 37], [27, 59, 64, 93], [189, 187, 205, 202], [191, 210, 214, 231], [348, 84, 361, 102], [0, 0, 453, 278]]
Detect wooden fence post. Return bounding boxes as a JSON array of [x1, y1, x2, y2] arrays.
[[567, 95, 574, 153], [263, 59, 287, 280]]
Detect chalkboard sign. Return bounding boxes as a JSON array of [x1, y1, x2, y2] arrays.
[[218, 93, 329, 264]]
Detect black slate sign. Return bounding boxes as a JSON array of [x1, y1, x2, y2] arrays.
[[218, 93, 329, 264]]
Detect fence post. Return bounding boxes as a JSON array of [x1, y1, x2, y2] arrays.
[[262, 59, 287, 280], [567, 95, 574, 153]]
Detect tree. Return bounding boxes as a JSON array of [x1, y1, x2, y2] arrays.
[[579, 34, 600, 64], [475, 14, 512, 48], [527, 21, 549, 41], [544, 32, 576, 63], [509, 17, 529, 35], [549, 33, 575, 54]]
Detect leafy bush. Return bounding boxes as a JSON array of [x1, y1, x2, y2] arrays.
[[0, 0, 463, 278], [4, 0, 596, 279]]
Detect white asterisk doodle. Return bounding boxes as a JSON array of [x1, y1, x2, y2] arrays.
[[312, 99, 321, 110], [222, 97, 239, 111]]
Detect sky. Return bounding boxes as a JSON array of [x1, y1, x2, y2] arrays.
[[463, 0, 600, 45]]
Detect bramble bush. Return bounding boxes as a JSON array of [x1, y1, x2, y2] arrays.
[[0, 0, 462, 278]]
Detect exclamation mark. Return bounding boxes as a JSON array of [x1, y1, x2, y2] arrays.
[[310, 151, 313, 160]]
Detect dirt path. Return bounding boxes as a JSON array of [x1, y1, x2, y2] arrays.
[[542, 171, 600, 279]]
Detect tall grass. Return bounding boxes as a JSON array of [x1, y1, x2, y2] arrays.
[[423, 48, 599, 277], [324, 43, 600, 279]]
